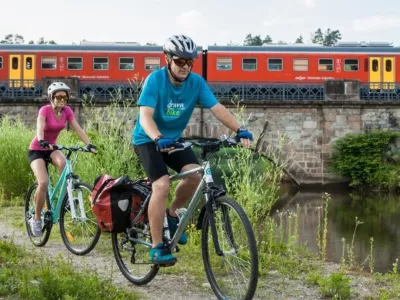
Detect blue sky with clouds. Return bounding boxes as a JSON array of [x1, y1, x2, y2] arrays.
[[2, 0, 400, 46]]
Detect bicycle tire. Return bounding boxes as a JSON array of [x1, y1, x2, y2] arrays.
[[111, 228, 159, 285], [24, 183, 52, 247], [201, 196, 259, 300], [59, 182, 101, 255]]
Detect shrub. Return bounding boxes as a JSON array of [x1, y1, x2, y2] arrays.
[[329, 130, 400, 188]]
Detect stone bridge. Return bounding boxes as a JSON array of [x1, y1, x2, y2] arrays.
[[2, 95, 400, 186]]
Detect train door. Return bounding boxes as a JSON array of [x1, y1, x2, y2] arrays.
[[23, 55, 35, 87], [369, 56, 395, 90], [9, 55, 21, 87], [8, 54, 36, 87]]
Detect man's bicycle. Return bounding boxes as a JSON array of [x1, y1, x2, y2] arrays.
[[112, 136, 259, 300], [25, 145, 101, 255]]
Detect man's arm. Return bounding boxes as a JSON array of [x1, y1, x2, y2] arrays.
[[139, 106, 163, 141], [209, 103, 241, 132]]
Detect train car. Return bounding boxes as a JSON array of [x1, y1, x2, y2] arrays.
[[205, 42, 400, 91], [0, 43, 203, 87]]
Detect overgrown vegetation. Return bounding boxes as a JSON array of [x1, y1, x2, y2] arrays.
[[329, 130, 400, 189], [0, 238, 140, 299]]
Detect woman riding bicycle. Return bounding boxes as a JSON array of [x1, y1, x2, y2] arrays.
[[27, 82, 97, 237]]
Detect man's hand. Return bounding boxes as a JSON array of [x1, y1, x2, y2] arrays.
[[155, 136, 175, 152], [236, 127, 253, 148]]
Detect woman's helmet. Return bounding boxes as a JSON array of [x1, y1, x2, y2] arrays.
[[47, 82, 70, 100], [163, 35, 198, 59]]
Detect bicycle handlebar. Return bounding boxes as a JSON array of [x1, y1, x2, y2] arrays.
[[167, 135, 240, 155]]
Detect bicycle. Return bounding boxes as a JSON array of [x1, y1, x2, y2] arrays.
[[25, 144, 101, 255], [111, 136, 259, 300]]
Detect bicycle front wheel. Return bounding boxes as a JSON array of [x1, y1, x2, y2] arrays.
[[24, 183, 52, 247], [112, 227, 159, 285], [201, 196, 259, 300], [59, 182, 101, 255]]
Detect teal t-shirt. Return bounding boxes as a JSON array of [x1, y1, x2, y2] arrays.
[[132, 67, 219, 145]]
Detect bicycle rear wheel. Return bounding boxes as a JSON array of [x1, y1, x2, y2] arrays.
[[201, 196, 258, 300], [59, 182, 101, 255], [111, 225, 159, 285], [24, 183, 52, 247]]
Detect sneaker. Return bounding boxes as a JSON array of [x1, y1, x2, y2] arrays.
[[149, 243, 177, 265], [167, 209, 188, 245], [30, 218, 43, 237]]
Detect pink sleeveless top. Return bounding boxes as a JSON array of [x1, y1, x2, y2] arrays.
[[29, 105, 75, 151]]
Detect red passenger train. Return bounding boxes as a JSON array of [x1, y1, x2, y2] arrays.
[[0, 41, 399, 99]]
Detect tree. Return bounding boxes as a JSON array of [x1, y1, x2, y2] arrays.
[[295, 35, 304, 44], [36, 37, 56, 44], [1, 33, 24, 44], [311, 28, 342, 46], [243, 34, 273, 46]]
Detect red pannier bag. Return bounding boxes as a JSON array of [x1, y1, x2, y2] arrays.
[[91, 175, 132, 233]]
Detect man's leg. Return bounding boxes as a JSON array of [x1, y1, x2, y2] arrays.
[[148, 175, 170, 247], [169, 164, 201, 217]]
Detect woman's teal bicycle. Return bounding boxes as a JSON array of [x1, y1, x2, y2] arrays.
[[25, 144, 101, 255]]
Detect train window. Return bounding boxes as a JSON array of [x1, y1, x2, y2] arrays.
[[216, 58, 232, 70], [318, 59, 333, 71], [242, 58, 257, 71], [93, 57, 109, 70], [68, 57, 83, 70], [0, 57, 2, 69], [372, 59, 378, 72], [268, 58, 283, 71], [41, 57, 57, 70], [293, 58, 308, 71], [12, 57, 18, 70], [26, 57, 32, 70], [119, 57, 135, 70], [386, 60, 392, 72], [145, 57, 160, 70], [344, 59, 358, 71]]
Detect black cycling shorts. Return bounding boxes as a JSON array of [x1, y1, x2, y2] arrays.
[[28, 150, 54, 164], [134, 142, 199, 183]]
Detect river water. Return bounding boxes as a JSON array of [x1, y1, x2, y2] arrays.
[[275, 185, 400, 273]]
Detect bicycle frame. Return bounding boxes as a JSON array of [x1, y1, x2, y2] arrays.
[[46, 155, 87, 223], [130, 159, 222, 253]]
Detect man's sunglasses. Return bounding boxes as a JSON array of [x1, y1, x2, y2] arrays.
[[54, 95, 69, 101], [173, 58, 194, 68]]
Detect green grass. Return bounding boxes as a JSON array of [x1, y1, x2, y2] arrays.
[[0, 238, 141, 300]]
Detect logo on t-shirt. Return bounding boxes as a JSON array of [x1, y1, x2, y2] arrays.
[[166, 100, 185, 117]]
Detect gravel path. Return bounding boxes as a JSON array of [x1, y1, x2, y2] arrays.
[[0, 207, 383, 299]]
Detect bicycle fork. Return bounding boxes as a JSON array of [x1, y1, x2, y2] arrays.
[[205, 193, 224, 256]]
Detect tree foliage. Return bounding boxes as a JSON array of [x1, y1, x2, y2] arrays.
[[243, 33, 272, 46], [295, 35, 304, 44], [1, 33, 24, 44], [1, 33, 56, 44], [311, 28, 342, 46]]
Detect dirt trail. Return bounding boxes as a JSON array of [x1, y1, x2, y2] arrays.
[[0, 207, 382, 300]]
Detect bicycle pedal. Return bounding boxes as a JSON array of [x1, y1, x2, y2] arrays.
[[174, 245, 180, 252]]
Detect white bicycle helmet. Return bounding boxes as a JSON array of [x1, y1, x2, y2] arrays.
[[163, 34, 198, 59], [48, 82, 71, 99]]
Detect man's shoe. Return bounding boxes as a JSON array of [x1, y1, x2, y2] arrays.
[[149, 243, 177, 265], [167, 209, 188, 245]]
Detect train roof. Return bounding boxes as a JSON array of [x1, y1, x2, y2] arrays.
[[0, 44, 201, 52], [206, 44, 400, 53]]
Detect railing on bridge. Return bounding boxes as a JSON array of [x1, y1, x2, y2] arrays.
[[1, 79, 400, 101]]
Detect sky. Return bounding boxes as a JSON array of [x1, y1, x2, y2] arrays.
[[2, 0, 400, 46]]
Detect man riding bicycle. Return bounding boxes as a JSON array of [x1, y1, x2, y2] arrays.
[[132, 34, 253, 265]]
